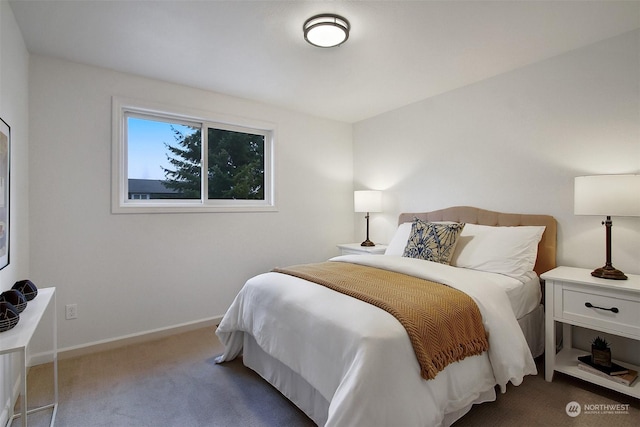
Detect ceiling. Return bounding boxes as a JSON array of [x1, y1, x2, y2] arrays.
[[9, 0, 640, 123]]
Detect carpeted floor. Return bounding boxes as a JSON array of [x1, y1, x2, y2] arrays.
[[14, 327, 639, 426]]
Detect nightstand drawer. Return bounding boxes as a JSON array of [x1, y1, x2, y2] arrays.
[[557, 284, 640, 338]]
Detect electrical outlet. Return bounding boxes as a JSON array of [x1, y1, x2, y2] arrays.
[[65, 304, 78, 320]]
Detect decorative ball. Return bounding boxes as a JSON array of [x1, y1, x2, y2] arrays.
[[0, 301, 20, 332], [12, 280, 38, 301], [0, 289, 27, 313]]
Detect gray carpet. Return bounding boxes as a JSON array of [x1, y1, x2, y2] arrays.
[[16, 327, 639, 426]]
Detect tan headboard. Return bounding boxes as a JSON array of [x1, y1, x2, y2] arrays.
[[398, 206, 557, 276]]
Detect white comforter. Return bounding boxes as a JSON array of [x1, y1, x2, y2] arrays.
[[216, 255, 537, 427]]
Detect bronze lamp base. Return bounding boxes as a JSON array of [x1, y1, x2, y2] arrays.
[[591, 266, 628, 280]]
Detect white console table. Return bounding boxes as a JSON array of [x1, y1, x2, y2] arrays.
[[1, 287, 57, 427]]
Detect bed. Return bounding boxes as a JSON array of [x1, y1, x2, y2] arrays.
[[215, 206, 557, 427]]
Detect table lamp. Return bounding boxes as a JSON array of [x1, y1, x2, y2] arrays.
[[574, 175, 640, 280], [354, 190, 382, 247]]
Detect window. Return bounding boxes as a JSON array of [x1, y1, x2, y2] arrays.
[[112, 97, 275, 213]]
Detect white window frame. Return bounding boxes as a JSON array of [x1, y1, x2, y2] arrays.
[[112, 97, 276, 214]]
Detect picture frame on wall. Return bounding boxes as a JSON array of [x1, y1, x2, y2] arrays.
[[0, 118, 10, 270]]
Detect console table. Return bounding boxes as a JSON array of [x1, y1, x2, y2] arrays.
[[1, 287, 57, 427]]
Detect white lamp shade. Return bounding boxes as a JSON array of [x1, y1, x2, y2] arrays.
[[354, 190, 382, 213], [574, 175, 640, 217]]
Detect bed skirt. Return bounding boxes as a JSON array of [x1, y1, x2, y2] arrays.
[[241, 303, 544, 426], [243, 334, 498, 426], [244, 334, 331, 426], [518, 304, 544, 358]]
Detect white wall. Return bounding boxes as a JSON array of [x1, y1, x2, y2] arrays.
[[354, 30, 640, 276], [0, 1, 30, 423], [27, 56, 353, 352]]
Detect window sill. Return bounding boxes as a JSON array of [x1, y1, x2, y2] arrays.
[[112, 202, 278, 214]]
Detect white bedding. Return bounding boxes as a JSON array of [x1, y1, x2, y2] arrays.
[[216, 255, 538, 427], [381, 254, 541, 319], [502, 270, 541, 319]]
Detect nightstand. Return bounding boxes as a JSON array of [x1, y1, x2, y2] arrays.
[[541, 266, 640, 398], [337, 243, 388, 255]]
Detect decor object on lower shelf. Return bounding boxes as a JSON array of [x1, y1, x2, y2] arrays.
[[12, 279, 38, 300], [591, 336, 612, 367], [0, 289, 27, 313], [577, 359, 638, 387], [578, 355, 628, 376], [0, 301, 19, 332]]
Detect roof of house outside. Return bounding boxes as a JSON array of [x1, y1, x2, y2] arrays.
[[128, 179, 180, 194]]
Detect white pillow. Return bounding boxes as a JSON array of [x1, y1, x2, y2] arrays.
[[384, 222, 412, 256], [450, 223, 545, 278]]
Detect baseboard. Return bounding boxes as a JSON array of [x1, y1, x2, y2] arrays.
[[28, 315, 223, 366]]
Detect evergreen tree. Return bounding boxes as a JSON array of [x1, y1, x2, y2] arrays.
[[162, 126, 264, 200], [207, 128, 264, 200], [162, 126, 202, 199]]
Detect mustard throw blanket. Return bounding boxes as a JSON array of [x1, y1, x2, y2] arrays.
[[273, 262, 489, 380]]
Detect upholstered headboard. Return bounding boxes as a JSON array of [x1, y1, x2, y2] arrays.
[[398, 206, 557, 276]]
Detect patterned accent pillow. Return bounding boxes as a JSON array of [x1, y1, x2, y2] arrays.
[[402, 220, 465, 265]]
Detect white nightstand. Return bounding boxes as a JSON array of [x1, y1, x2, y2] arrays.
[[541, 266, 640, 398], [337, 243, 388, 255]]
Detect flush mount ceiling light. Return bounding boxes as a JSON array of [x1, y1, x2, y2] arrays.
[[303, 14, 350, 48]]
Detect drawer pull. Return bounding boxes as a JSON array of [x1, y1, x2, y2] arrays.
[[585, 302, 619, 313]]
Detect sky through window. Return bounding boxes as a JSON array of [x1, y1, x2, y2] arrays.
[[127, 117, 199, 180]]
